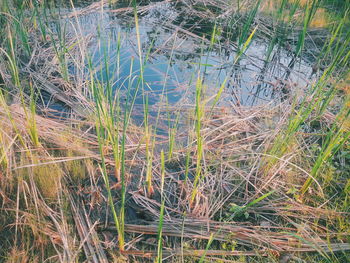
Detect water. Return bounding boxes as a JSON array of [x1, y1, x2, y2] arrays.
[[47, 0, 315, 117]]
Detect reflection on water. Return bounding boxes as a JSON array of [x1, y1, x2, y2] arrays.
[[48, 0, 314, 116]]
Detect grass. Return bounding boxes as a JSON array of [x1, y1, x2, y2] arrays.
[[263, 6, 350, 179], [300, 95, 350, 195], [0, 0, 350, 262], [190, 74, 204, 205], [156, 149, 165, 263]]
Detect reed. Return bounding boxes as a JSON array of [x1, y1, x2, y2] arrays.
[[237, 0, 261, 54], [1, 0, 350, 262], [190, 74, 204, 204], [156, 149, 166, 263], [300, 96, 350, 195], [265, 6, 350, 178]]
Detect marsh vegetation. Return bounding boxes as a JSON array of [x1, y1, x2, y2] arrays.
[[0, 0, 349, 262]]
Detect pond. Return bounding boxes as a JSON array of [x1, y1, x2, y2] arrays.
[[44, 0, 315, 120]]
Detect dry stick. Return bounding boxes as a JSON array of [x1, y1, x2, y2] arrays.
[[121, 246, 350, 258], [104, 218, 350, 255], [71, 207, 100, 262], [26, 70, 87, 115]]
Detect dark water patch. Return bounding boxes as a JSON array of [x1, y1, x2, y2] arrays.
[[36, 89, 73, 119]]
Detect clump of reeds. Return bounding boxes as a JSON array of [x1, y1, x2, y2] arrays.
[[0, 0, 350, 262]]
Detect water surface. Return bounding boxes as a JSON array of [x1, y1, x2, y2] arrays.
[[48, 0, 315, 118]]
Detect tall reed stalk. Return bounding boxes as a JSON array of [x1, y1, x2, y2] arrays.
[[190, 75, 204, 204], [156, 150, 166, 263]]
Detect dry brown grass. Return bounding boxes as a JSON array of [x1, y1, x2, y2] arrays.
[[2, 89, 348, 261], [0, 1, 349, 262]]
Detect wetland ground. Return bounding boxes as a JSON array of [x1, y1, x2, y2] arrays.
[[0, 0, 349, 262]]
